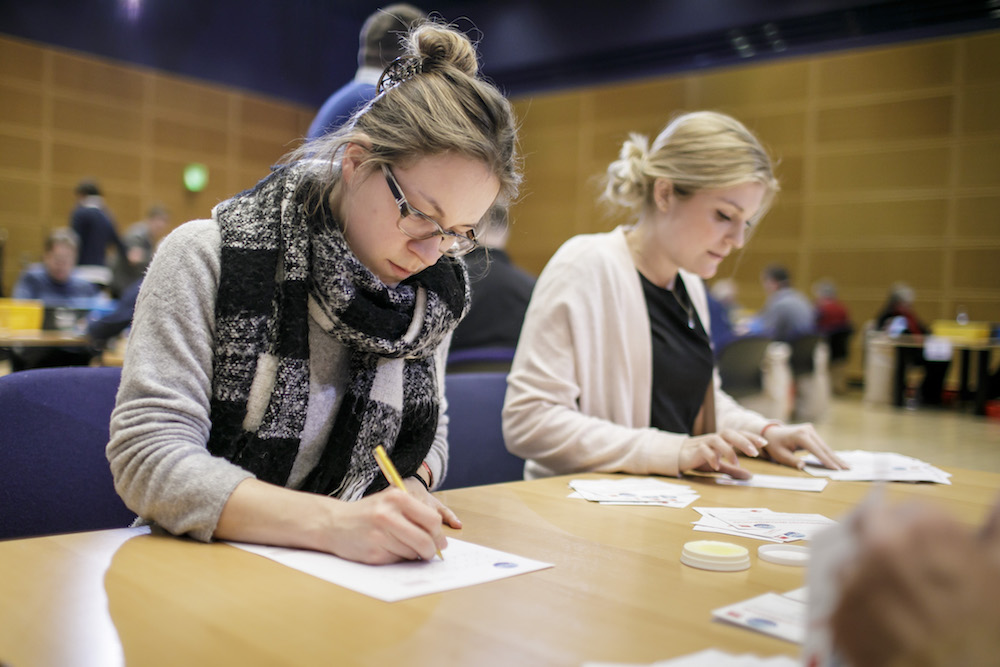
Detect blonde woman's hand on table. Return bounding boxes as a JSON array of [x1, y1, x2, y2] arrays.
[[759, 423, 847, 471], [679, 429, 764, 480]]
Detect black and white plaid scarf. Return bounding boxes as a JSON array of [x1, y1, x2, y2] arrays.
[[206, 163, 470, 498]]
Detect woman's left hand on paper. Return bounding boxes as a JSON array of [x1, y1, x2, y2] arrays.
[[403, 476, 463, 529], [760, 423, 847, 471]]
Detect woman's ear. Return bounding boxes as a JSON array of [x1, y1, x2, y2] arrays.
[[340, 142, 369, 185], [653, 178, 673, 212]]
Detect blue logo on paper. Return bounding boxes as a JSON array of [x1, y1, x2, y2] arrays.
[[493, 561, 518, 569]]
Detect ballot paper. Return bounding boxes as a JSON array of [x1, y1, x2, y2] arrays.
[[229, 538, 553, 602], [716, 473, 828, 492], [584, 648, 799, 666], [569, 477, 700, 508], [801, 450, 952, 484], [692, 507, 837, 543], [711, 587, 809, 645]]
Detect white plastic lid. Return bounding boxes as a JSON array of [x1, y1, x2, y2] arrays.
[[681, 540, 751, 572], [757, 544, 810, 566]]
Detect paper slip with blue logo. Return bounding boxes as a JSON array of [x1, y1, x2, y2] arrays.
[[229, 538, 553, 602], [693, 507, 837, 542], [569, 477, 700, 508], [801, 450, 951, 484], [711, 587, 809, 644]]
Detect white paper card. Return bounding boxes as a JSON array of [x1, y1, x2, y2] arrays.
[[716, 473, 828, 492], [801, 450, 951, 484], [712, 589, 808, 644], [229, 537, 553, 602]]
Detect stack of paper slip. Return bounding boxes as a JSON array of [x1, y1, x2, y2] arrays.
[[568, 477, 700, 508], [711, 587, 809, 645], [801, 450, 952, 484], [692, 507, 837, 543]]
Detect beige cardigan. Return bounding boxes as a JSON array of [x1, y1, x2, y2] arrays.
[[503, 226, 771, 479]]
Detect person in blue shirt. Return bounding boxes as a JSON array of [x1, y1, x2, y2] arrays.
[[752, 264, 816, 342], [11, 228, 99, 370], [306, 4, 426, 140], [13, 228, 99, 306]]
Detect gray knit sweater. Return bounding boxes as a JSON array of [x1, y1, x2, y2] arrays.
[[107, 220, 450, 542]]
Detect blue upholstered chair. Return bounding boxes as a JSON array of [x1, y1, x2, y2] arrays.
[[439, 371, 525, 490], [0, 366, 135, 540]]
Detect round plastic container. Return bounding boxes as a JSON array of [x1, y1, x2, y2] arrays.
[[757, 544, 810, 566], [681, 540, 751, 572]]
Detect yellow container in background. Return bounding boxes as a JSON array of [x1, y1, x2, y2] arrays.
[[931, 319, 991, 341], [0, 298, 44, 330]]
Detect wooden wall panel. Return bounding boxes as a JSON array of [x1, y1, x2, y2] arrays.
[[811, 199, 949, 240], [0, 83, 43, 126], [507, 31, 1000, 383], [815, 97, 953, 143], [816, 41, 956, 95], [957, 139, 1000, 187], [952, 249, 1000, 291], [954, 196, 1000, 238], [52, 97, 143, 143], [51, 52, 144, 103], [0, 38, 44, 82], [0, 134, 43, 171], [0, 35, 314, 294]]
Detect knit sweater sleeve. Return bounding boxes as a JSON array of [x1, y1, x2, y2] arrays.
[[107, 220, 254, 542]]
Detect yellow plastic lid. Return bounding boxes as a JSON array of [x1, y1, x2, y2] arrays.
[[681, 540, 751, 572]]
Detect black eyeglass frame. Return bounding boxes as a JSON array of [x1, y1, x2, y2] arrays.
[[381, 164, 480, 257]]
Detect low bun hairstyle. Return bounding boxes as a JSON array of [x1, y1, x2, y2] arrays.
[[289, 20, 521, 236], [603, 111, 779, 224]]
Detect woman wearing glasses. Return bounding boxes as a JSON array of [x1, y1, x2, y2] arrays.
[[108, 20, 520, 564], [503, 111, 844, 481]]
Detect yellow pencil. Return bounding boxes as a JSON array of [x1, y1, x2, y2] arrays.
[[373, 445, 444, 560]]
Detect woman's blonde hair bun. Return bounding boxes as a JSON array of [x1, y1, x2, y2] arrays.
[[407, 22, 479, 78]]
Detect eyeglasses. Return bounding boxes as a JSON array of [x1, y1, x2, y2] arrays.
[[382, 164, 480, 258]]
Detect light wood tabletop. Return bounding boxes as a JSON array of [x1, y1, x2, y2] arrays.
[[1, 459, 998, 667], [0, 329, 90, 347]]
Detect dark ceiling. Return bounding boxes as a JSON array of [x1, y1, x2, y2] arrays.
[[1, 0, 997, 107]]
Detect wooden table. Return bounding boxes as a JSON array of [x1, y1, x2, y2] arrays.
[[0, 329, 90, 347], [869, 333, 999, 415], [1, 459, 997, 667]]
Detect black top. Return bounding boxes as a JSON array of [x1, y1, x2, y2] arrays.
[[640, 272, 714, 435], [450, 248, 536, 350]]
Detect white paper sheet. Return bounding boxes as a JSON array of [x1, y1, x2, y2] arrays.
[[801, 450, 951, 484], [712, 588, 809, 644], [716, 473, 828, 492], [692, 507, 837, 543], [569, 477, 700, 508], [229, 537, 553, 602], [584, 648, 799, 666]]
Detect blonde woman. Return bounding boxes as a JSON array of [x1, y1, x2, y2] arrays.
[[108, 20, 520, 564], [503, 111, 844, 480]]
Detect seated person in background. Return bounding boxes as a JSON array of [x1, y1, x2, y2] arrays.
[[107, 20, 520, 565], [831, 497, 1000, 667], [875, 281, 948, 405], [812, 278, 853, 394], [753, 263, 816, 342], [11, 228, 99, 370], [449, 207, 535, 352], [109, 204, 170, 298], [503, 111, 846, 482], [87, 278, 141, 349], [13, 228, 99, 306], [705, 278, 739, 355]]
